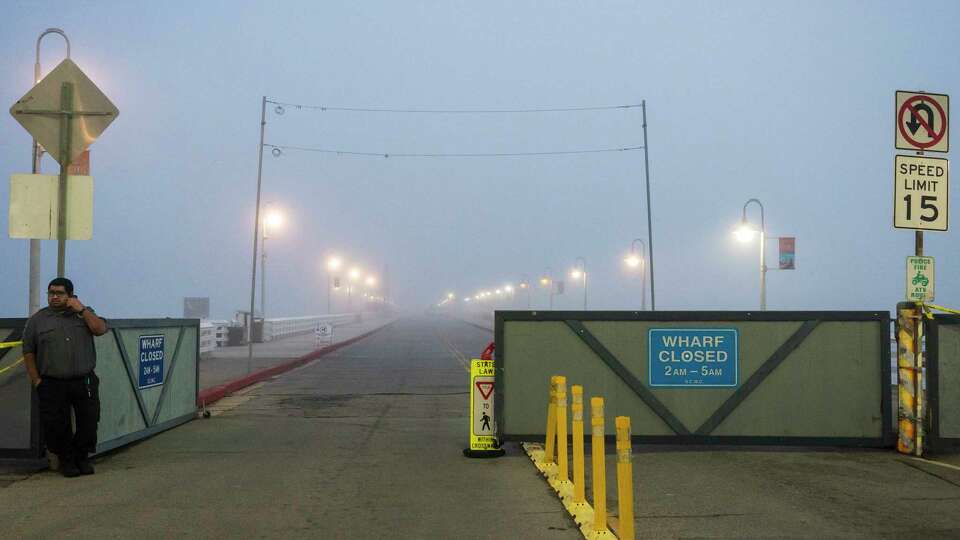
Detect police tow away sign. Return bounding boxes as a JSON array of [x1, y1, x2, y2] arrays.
[[649, 329, 739, 387], [906, 256, 934, 302], [138, 334, 165, 389]]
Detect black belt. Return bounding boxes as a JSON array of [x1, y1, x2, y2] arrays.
[[42, 374, 92, 381]]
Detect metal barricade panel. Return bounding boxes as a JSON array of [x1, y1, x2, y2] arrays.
[[496, 311, 891, 447], [930, 316, 960, 450]]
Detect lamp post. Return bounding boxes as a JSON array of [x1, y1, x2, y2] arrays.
[[348, 268, 361, 310], [624, 238, 647, 310], [27, 29, 71, 315], [540, 268, 554, 309], [326, 255, 342, 314], [260, 204, 282, 319], [519, 275, 531, 309], [734, 198, 766, 310], [570, 256, 587, 310]]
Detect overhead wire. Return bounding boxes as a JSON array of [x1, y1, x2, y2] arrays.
[[264, 143, 643, 158], [264, 97, 642, 158], [267, 99, 641, 114]]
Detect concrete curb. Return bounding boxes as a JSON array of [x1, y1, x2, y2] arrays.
[[197, 319, 397, 407]]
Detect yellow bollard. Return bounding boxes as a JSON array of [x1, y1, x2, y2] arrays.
[[615, 416, 635, 540], [565, 385, 594, 524], [589, 397, 615, 539], [542, 376, 559, 472], [551, 376, 573, 497]]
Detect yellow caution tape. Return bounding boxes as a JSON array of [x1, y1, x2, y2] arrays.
[[919, 303, 960, 319], [0, 341, 23, 349], [0, 357, 24, 376]]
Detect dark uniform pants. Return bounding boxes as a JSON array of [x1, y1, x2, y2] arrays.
[[37, 374, 100, 459]]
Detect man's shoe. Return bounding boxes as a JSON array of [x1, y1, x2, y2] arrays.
[[76, 457, 95, 476], [61, 460, 81, 478]]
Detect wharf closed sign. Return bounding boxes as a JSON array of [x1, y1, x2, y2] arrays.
[[138, 334, 165, 389], [648, 329, 739, 387], [894, 155, 948, 231]]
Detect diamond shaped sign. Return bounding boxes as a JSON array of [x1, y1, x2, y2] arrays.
[[9, 59, 118, 166]]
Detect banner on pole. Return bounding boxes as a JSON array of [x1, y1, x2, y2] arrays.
[[779, 237, 796, 270]]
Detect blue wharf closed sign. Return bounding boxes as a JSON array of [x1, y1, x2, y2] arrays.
[[649, 329, 739, 387], [138, 334, 165, 389]]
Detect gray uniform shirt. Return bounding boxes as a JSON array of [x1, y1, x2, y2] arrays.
[[23, 307, 105, 378]]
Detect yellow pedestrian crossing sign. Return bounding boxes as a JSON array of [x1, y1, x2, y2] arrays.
[[464, 359, 504, 457]]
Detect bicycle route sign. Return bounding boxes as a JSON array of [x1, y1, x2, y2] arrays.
[[896, 91, 949, 153]]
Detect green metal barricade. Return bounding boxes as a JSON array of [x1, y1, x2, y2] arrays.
[[495, 311, 893, 447], [0, 318, 198, 458]]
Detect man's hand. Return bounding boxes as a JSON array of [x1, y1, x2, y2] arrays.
[[65, 297, 85, 313], [32, 378, 42, 388]]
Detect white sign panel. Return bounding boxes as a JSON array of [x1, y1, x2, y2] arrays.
[[896, 91, 949, 153], [8, 174, 93, 239], [906, 256, 934, 302], [894, 155, 949, 231]]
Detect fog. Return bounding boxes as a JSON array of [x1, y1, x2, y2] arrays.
[[1, 1, 958, 319]]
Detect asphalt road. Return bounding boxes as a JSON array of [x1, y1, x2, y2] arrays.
[[0, 316, 580, 539], [2, 315, 959, 539]]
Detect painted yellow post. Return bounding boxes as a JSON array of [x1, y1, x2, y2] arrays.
[[897, 303, 920, 455], [615, 416, 635, 540], [589, 397, 615, 539], [571, 386, 586, 501], [552, 376, 573, 497], [544, 376, 559, 466]]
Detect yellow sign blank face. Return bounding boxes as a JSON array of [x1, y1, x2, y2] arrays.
[[9, 59, 119, 166], [8, 174, 93, 240]]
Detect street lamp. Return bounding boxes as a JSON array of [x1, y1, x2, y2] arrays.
[[260, 204, 283, 319], [570, 257, 587, 310], [734, 198, 766, 310], [519, 274, 531, 309], [348, 267, 362, 309], [26, 29, 71, 315], [326, 255, 342, 314], [539, 269, 554, 309], [624, 238, 648, 310]]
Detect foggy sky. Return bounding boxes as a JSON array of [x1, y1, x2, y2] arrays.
[[1, 1, 958, 319]]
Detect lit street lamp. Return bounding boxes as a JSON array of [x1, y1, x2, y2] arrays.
[[734, 198, 766, 310], [348, 267, 362, 309], [624, 238, 648, 310], [260, 204, 283, 319], [326, 255, 342, 313], [519, 275, 531, 309], [570, 256, 587, 310], [539, 269, 555, 310]]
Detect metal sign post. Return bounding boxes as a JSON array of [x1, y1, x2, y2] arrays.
[[892, 90, 950, 457], [9, 58, 118, 277]]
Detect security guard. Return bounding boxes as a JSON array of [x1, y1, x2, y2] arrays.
[[23, 277, 108, 477]]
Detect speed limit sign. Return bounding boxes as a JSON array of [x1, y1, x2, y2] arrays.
[[894, 155, 949, 231]]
